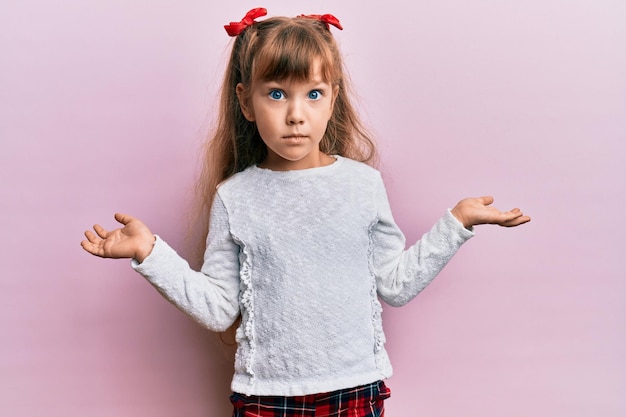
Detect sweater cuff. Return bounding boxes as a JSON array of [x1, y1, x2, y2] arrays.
[[446, 209, 475, 239], [130, 234, 166, 271]]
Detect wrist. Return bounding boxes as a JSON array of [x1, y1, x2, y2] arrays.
[[450, 207, 471, 229], [135, 235, 156, 263]]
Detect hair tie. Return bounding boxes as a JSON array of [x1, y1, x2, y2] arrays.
[[224, 7, 267, 36], [297, 14, 343, 31]]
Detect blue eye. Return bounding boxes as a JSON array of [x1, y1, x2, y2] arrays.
[[308, 90, 322, 100], [269, 89, 285, 100]]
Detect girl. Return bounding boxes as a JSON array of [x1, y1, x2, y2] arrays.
[[81, 8, 530, 417]]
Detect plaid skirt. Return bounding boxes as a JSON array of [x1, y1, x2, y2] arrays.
[[230, 381, 390, 417]]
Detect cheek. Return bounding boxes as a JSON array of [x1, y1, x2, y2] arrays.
[[252, 114, 275, 142]]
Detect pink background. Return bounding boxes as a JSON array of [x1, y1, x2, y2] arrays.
[[1, 1, 624, 416]]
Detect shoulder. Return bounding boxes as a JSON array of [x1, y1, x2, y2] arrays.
[[216, 165, 258, 193], [336, 156, 384, 189], [213, 166, 265, 208], [337, 156, 381, 177]]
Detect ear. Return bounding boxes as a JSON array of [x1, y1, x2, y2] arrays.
[[236, 83, 255, 122]]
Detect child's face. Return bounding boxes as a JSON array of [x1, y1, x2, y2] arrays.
[[237, 60, 337, 171]]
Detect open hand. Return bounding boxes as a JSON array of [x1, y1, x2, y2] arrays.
[[450, 196, 531, 229], [81, 213, 155, 262]]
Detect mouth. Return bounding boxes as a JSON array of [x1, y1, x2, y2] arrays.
[[282, 134, 308, 141]]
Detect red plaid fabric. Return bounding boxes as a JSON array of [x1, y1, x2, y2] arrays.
[[230, 381, 390, 417]]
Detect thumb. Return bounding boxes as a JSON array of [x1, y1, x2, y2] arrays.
[[478, 196, 494, 206], [114, 213, 134, 225]]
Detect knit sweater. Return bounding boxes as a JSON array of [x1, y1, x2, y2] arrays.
[[132, 156, 474, 396]]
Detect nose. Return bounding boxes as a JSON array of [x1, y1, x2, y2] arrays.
[[286, 99, 305, 125]]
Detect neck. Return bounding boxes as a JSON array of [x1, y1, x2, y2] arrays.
[[259, 151, 335, 171]]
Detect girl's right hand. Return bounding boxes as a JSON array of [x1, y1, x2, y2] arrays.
[[81, 213, 155, 263]]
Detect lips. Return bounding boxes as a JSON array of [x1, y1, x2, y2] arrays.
[[282, 134, 308, 141]]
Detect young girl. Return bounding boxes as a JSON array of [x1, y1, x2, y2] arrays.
[[81, 8, 530, 417]]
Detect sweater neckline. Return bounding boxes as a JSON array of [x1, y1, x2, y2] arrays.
[[251, 155, 344, 178]]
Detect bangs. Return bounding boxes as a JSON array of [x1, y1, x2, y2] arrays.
[[251, 23, 336, 84]]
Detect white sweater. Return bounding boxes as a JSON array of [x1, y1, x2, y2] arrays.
[[132, 156, 474, 396]]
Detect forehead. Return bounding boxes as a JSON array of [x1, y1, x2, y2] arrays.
[[256, 60, 329, 86]]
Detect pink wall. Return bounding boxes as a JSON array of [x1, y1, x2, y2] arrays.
[[1, 1, 624, 416]]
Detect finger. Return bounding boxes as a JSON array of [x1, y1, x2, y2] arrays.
[[508, 209, 525, 220], [501, 214, 531, 227], [503, 209, 523, 219], [489, 210, 519, 226], [479, 196, 494, 206], [80, 240, 103, 256], [114, 213, 133, 225], [80, 240, 91, 252], [84, 229, 100, 243], [93, 224, 109, 239]]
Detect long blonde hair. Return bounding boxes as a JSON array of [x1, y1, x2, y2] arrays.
[[189, 14, 378, 268]]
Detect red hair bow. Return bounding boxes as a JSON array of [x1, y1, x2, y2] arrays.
[[298, 14, 343, 31], [224, 7, 267, 36]]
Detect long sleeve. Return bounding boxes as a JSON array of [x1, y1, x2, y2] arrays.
[[131, 194, 241, 331], [370, 175, 474, 307]]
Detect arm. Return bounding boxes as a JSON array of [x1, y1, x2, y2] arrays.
[[371, 178, 530, 307], [372, 200, 474, 307], [81, 196, 241, 332]]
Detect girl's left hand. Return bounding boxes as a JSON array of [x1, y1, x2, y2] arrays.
[[450, 196, 531, 229]]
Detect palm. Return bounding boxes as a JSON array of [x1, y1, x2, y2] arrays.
[[451, 196, 531, 228], [81, 213, 154, 261]]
